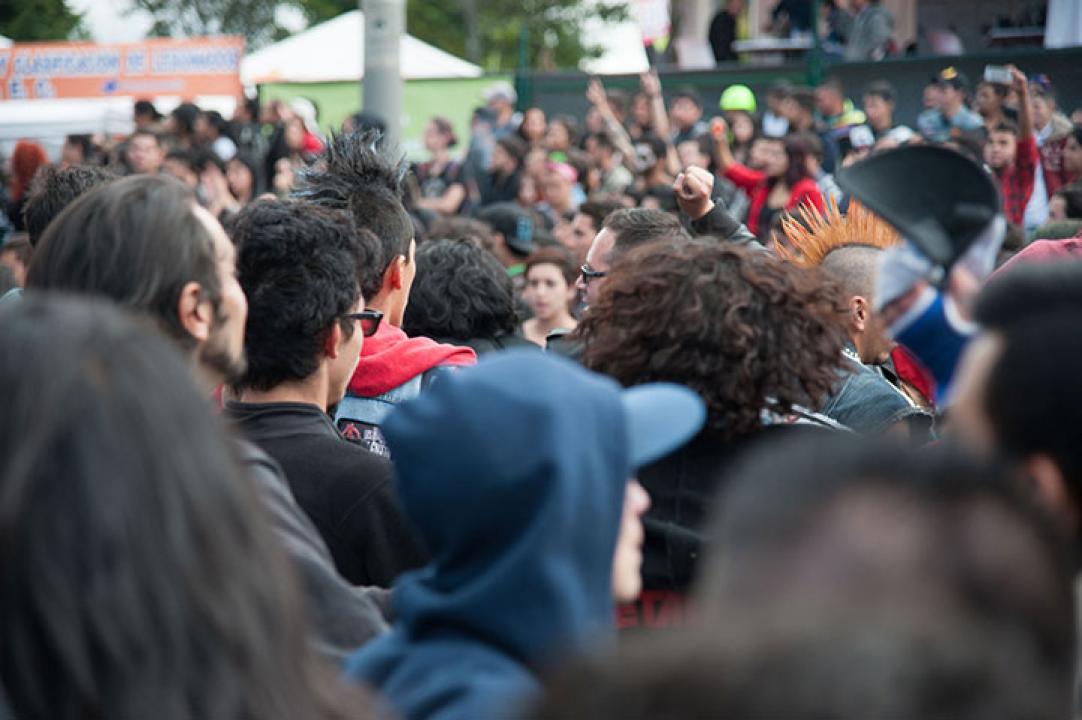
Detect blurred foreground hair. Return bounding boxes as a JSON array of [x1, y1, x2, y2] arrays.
[[0, 296, 367, 720]]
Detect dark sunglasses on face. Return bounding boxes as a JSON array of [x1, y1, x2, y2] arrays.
[[580, 264, 608, 282], [344, 309, 383, 337]]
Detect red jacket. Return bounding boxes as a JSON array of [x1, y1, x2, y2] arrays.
[[348, 322, 476, 398], [724, 162, 825, 236]]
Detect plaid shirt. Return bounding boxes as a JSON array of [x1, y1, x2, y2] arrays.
[[996, 134, 1038, 227]]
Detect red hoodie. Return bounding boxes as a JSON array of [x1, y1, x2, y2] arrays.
[[348, 323, 476, 398]]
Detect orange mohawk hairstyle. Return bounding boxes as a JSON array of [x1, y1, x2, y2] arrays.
[[775, 196, 901, 268]]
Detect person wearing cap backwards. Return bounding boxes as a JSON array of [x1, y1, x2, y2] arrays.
[[476, 202, 537, 292], [919, 67, 984, 143], [345, 351, 706, 720]]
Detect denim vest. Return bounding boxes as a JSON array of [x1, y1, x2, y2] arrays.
[[821, 348, 932, 436], [335, 366, 454, 458]]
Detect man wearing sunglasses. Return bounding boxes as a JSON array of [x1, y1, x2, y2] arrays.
[[577, 167, 755, 309], [300, 131, 476, 459], [225, 200, 427, 590]]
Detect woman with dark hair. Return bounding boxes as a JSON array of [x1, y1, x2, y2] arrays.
[[196, 109, 239, 161], [518, 107, 548, 148], [726, 109, 759, 165], [226, 151, 264, 205], [577, 240, 847, 629], [712, 118, 823, 239], [521, 246, 578, 346], [414, 117, 466, 216], [167, 102, 201, 150], [544, 115, 580, 161], [402, 238, 532, 354], [0, 296, 367, 720]]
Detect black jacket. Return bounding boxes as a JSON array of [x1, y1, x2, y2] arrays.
[[638, 423, 837, 594], [226, 402, 428, 588], [236, 439, 388, 660], [689, 204, 758, 245]]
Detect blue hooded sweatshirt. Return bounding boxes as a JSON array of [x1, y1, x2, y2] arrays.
[[345, 351, 630, 720]]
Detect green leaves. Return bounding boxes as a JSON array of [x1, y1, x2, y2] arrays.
[[295, 0, 629, 72], [121, 0, 628, 68], [127, 0, 284, 49], [0, 0, 86, 41]]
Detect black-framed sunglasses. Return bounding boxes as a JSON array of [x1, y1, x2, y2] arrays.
[[345, 309, 383, 337], [580, 264, 608, 282]]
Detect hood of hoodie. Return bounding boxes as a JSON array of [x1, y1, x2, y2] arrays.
[[348, 322, 476, 398], [995, 237, 1082, 276], [347, 351, 629, 699]]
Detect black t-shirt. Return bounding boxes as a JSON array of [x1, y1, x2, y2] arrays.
[[480, 169, 522, 206], [414, 159, 463, 199], [225, 401, 428, 587], [709, 10, 738, 62]]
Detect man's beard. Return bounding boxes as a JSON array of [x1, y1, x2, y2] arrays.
[[199, 313, 246, 386]]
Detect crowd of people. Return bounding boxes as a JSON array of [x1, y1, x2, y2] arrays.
[[1, 56, 1082, 720]]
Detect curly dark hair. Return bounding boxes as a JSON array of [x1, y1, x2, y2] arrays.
[[23, 164, 118, 247], [402, 239, 517, 342], [579, 240, 847, 439], [229, 199, 362, 392]]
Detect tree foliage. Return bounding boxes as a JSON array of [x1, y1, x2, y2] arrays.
[[295, 0, 627, 72], [126, 0, 626, 69], [130, 0, 287, 49], [0, 0, 87, 41]]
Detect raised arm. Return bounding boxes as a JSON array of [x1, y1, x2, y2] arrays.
[[586, 77, 638, 169], [1008, 65, 1033, 140], [641, 70, 672, 140], [710, 117, 736, 171]]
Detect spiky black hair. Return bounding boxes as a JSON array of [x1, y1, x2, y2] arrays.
[[294, 129, 414, 300]]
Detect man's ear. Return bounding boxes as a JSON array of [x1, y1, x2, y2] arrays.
[[177, 281, 212, 343], [850, 295, 869, 333], [384, 255, 406, 291], [1024, 453, 1079, 532], [323, 322, 343, 360]]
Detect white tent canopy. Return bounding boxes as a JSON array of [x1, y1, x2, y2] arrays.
[[241, 10, 482, 84], [580, 16, 650, 75], [0, 96, 235, 161]]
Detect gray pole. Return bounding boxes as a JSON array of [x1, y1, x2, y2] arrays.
[[361, 0, 404, 148]]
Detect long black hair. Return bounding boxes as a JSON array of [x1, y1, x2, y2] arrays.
[[0, 296, 367, 720], [25, 174, 221, 353]]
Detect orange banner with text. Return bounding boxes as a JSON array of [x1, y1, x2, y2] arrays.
[[0, 36, 244, 101]]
